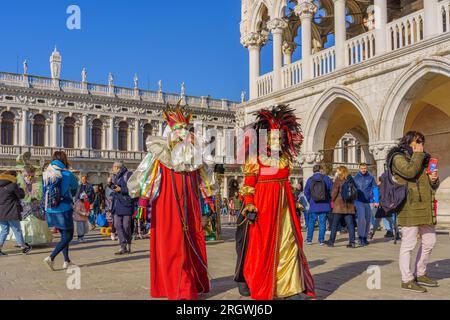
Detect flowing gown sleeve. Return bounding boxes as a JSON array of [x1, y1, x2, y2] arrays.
[[198, 165, 218, 198], [127, 151, 162, 202], [239, 157, 260, 207]]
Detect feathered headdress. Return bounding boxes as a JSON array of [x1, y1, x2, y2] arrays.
[[253, 105, 304, 160], [162, 100, 192, 130]]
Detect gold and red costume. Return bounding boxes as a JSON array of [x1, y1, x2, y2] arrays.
[[128, 104, 216, 300], [235, 106, 315, 300]]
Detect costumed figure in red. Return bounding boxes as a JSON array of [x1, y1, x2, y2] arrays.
[[234, 105, 315, 300], [128, 101, 216, 300]]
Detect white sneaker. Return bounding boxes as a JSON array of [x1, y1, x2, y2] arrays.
[[63, 261, 75, 269], [337, 231, 341, 236], [111, 233, 116, 241], [43, 257, 55, 271], [326, 231, 331, 235]]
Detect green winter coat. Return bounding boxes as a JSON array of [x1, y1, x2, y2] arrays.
[[392, 151, 440, 227]]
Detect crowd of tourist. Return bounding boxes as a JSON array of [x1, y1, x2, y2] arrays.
[[0, 130, 442, 294], [0, 151, 144, 266]]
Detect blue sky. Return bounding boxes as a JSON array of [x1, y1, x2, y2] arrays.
[[0, 0, 252, 101]]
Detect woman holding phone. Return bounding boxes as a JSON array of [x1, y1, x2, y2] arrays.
[[387, 131, 440, 293]]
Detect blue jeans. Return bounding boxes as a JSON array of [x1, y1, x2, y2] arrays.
[[307, 212, 328, 243], [355, 201, 372, 239], [0, 220, 25, 247], [373, 214, 398, 233], [303, 211, 310, 227], [329, 214, 356, 245], [50, 228, 74, 262]]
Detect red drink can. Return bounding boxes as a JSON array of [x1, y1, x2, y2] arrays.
[[428, 158, 438, 174]]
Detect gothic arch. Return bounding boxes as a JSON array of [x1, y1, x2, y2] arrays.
[[303, 85, 376, 153], [379, 57, 450, 141], [249, 0, 271, 33]]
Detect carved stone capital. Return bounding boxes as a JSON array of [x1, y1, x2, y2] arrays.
[[240, 32, 269, 48], [300, 152, 324, 166], [267, 18, 288, 32], [294, 0, 317, 19], [283, 41, 297, 54], [369, 142, 397, 161]]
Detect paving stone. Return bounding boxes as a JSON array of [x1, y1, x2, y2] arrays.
[[0, 225, 449, 300]]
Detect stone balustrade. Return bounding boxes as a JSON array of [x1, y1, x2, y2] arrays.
[[252, 2, 450, 99], [0, 72, 238, 111]]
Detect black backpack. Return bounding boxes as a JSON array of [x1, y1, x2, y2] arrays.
[[379, 153, 408, 215], [341, 176, 358, 202], [310, 175, 328, 202]]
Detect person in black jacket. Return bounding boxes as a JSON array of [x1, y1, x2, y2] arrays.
[[108, 162, 134, 255], [0, 170, 31, 255]]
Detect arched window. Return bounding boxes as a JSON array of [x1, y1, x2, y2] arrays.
[[63, 117, 75, 149], [92, 119, 103, 150], [1, 111, 15, 146], [143, 123, 152, 152], [118, 121, 128, 151], [33, 114, 46, 147]]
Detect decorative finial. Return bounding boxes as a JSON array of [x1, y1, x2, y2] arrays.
[[81, 68, 87, 82], [241, 91, 246, 103], [23, 60, 28, 75], [108, 73, 114, 86], [158, 80, 162, 92], [133, 74, 139, 89]]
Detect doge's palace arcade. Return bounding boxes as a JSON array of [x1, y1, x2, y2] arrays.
[[238, 0, 450, 224]]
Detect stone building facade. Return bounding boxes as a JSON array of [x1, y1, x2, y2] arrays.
[[0, 49, 244, 197], [238, 0, 450, 223]]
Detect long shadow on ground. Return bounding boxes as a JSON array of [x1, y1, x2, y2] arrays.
[[313, 259, 394, 299], [427, 259, 450, 281], [79, 254, 149, 268]]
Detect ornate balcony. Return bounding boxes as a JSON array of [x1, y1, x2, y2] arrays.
[[0, 145, 145, 162], [251, 0, 450, 99]]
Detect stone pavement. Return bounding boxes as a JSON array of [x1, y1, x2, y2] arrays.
[[1, 225, 449, 300]]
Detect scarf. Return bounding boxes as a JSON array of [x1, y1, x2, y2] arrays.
[[43, 163, 63, 185]]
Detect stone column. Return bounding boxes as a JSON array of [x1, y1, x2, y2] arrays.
[[102, 123, 107, 150], [13, 118, 20, 146], [423, 0, 438, 38], [109, 117, 115, 150], [369, 142, 397, 178], [223, 176, 229, 199], [282, 41, 297, 66], [333, 0, 347, 69], [51, 112, 58, 148], [21, 109, 28, 146], [301, 152, 324, 182], [241, 32, 268, 100], [127, 125, 132, 152], [268, 18, 288, 92], [74, 123, 80, 149], [158, 122, 163, 136], [45, 121, 51, 147], [374, 0, 387, 55], [133, 119, 140, 152], [81, 114, 88, 149], [295, 0, 317, 81]]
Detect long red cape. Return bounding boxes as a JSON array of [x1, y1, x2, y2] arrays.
[[150, 164, 210, 300]]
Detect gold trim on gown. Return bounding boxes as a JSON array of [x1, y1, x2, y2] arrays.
[[275, 187, 304, 298]]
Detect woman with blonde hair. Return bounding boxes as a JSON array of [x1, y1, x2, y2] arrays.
[[325, 166, 357, 248]]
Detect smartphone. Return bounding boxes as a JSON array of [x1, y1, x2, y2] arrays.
[[428, 158, 438, 174]]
